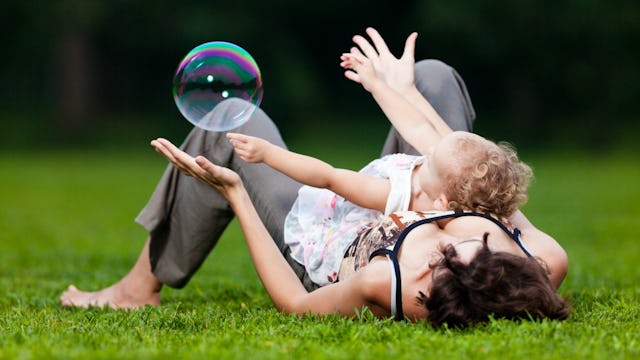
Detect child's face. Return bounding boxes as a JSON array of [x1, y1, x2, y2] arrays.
[[415, 132, 467, 209], [415, 147, 448, 209]]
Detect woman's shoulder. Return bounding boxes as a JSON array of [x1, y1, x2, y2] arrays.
[[517, 225, 568, 288], [350, 259, 392, 303]]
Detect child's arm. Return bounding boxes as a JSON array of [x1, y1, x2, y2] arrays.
[[227, 133, 390, 212], [340, 52, 441, 155], [341, 28, 454, 153]]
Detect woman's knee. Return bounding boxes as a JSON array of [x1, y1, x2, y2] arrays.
[[414, 59, 456, 92], [413, 59, 475, 132], [415, 59, 452, 74]]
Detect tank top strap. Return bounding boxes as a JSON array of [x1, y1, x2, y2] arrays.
[[369, 216, 443, 321], [443, 212, 533, 257]]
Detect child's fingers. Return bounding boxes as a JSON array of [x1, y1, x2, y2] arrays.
[[352, 34, 378, 60], [226, 132, 249, 143], [401, 32, 418, 60], [230, 142, 248, 158], [366, 27, 390, 55], [351, 53, 368, 63], [342, 53, 368, 67], [227, 133, 252, 153], [344, 70, 361, 83]]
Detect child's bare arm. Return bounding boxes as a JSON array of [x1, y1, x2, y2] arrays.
[[340, 52, 440, 155], [341, 28, 453, 153], [227, 133, 390, 212]]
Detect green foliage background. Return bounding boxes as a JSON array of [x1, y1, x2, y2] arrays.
[[0, 0, 638, 150]]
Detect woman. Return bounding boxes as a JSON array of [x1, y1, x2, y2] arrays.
[[148, 137, 570, 326], [60, 29, 569, 326]]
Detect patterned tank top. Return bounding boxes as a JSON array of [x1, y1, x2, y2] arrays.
[[338, 211, 440, 279]]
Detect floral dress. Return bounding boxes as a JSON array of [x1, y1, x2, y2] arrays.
[[283, 153, 423, 285]]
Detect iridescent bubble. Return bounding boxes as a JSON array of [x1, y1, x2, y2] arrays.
[[172, 41, 263, 131]]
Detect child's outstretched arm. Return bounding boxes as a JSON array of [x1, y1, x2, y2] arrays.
[[341, 27, 454, 152], [227, 133, 390, 212], [340, 51, 441, 155]]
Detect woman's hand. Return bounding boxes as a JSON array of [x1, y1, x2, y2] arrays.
[[341, 27, 418, 95], [151, 137, 242, 198], [226, 133, 271, 163]]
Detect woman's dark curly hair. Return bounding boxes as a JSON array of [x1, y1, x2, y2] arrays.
[[418, 233, 570, 328]]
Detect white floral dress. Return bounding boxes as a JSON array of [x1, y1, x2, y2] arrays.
[[283, 153, 423, 285]]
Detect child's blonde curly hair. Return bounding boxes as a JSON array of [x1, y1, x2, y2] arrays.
[[443, 135, 532, 219]]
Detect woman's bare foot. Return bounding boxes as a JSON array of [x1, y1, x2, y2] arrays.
[[60, 282, 160, 309], [60, 238, 163, 309]]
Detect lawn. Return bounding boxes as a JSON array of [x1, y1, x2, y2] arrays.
[[1, 142, 639, 359]]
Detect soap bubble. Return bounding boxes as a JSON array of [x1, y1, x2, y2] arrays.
[[172, 41, 263, 131]]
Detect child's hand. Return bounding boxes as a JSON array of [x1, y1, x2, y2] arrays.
[[340, 53, 379, 93], [340, 27, 417, 95], [227, 133, 271, 163]]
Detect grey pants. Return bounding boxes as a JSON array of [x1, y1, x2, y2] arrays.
[[135, 59, 476, 290]]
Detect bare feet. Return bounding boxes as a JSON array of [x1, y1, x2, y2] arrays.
[[60, 282, 161, 309], [61, 238, 163, 309]]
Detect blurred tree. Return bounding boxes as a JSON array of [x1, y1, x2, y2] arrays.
[[0, 0, 636, 149], [52, 1, 108, 137], [411, 0, 639, 147]]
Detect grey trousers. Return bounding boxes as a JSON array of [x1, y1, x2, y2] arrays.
[[135, 59, 476, 290]]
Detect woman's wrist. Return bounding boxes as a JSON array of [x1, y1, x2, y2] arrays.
[[225, 183, 248, 204]]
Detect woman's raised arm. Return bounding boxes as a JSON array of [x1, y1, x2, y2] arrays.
[[151, 138, 385, 317]]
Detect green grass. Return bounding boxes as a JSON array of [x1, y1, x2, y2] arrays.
[[1, 145, 639, 359]]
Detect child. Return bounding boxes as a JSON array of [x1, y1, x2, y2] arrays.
[[227, 130, 532, 285], [225, 28, 533, 286]]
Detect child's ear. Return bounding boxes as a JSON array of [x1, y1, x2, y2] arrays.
[[433, 194, 449, 210]]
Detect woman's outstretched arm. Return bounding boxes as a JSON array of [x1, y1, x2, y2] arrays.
[[151, 138, 386, 317]]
